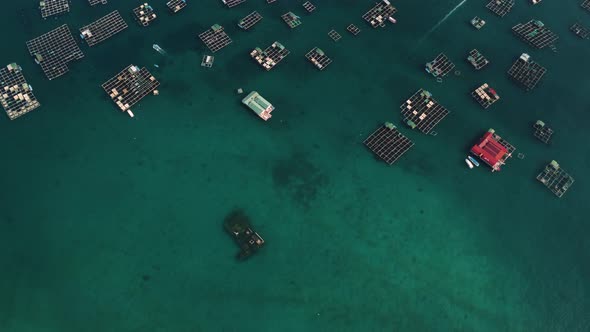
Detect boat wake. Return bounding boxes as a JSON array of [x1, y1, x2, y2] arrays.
[[414, 0, 469, 47]]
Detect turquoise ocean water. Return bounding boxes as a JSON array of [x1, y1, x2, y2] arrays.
[[1, 1, 589, 331]]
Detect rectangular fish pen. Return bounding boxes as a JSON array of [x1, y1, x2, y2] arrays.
[[133, 3, 157, 26], [533, 120, 554, 144], [222, 0, 246, 8], [467, 49, 489, 70], [238, 11, 263, 30], [101, 64, 159, 117], [472, 84, 500, 109], [486, 0, 515, 17], [40, 0, 70, 19], [425, 53, 455, 78], [582, 0, 590, 12], [281, 12, 302, 29], [537, 160, 574, 197], [303, 1, 316, 13], [199, 24, 232, 53], [166, 0, 187, 13], [512, 20, 558, 49], [79, 11, 128, 47], [305, 48, 332, 71], [250, 42, 290, 71], [507, 53, 546, 91], [0, 63, 41, 120], [88, 0, 107, 5], [400, 89, 450, 135], [347, 24, 361, 36], [363, 0, 397, 28], [570, 23, 590, 39], [364, 122, 414, 165]]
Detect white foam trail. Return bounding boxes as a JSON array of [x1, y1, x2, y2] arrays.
[[415, 0, 469, 46]]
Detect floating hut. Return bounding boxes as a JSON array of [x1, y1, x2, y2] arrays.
[[0, 63, 41, 120], [507, 53, 546, 91], [199, 24, 232, 53], [133, 3, 157, 26], [363, 0, 397, 28], [242, 91, 274, 121], [303, 1, 316, 13], [471, 17, 486, 29], [166, 0, 187, 13], [425, 53, 455, 78], [512, 20, 558, 49], [400, 89, 450, 135], [79, 11, 128, 47], [347, 24, 361, 36], [328, 30, 342, 42], [222, 0, 246, 8], [570, 22, 590, 39], [40, 0, 70, 19], [26, 24, 85, 80], [486, 0, 515, 17], [223, 210, 264, 261], [470, 129, 515, 172], [101, 64, 160, 117], [281, 12, 302, 29], [536, 161, 574, 198], [250, 42, 290, 71], [201, 55, 214, 68], [364, 122, 413, 165], [305, 48, 332, 71], [472, 84, 500, 109], [88, 0, 107, 6], [238, 11, 262, 30], [467, 49, 489, 70], [533, 120, 554, 144]]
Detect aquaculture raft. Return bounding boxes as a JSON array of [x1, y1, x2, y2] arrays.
[[467, 49, 489, 70], [512, 20, 558, 49], [486, 0, 515, 17], [238, 11, 262, 30], [328, 30, 342, 42], [101, 65, 159, 117], [79, 11, 128, 47], [471, 17, 486, 29], [281, 12, 302, 29], [582, 0, 590, 12], [199, 24, 232, 53], [570, 23, 590, 39], [40, 0, 70, 19], [303, 1, 316, 13], [201, 55, 214, 68], [507, 53, 546, 91], [222, 0, 246, 8], [533, 120, 553, 144], [537, 161, 574, 198], [347, 24, 361, 36], [242, 91, 274, 121], [363, 0, 397, 28], [364, 122, 414, 165], [400, 89, 450, 135], [166, 0, 187, 13], [250, 42, 289, 71], [425, 53, 455, 78], [88, 0, 107, 5], [472, 83, 500, 109], [0, 63, 41, 120], [223, 210, 264, 260], [470, 129, 515, 172], [305, 48, 332, 71], [26, 24, 85, 80], [133, 3, 157, 27]]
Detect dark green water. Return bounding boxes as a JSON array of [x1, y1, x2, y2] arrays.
[[1, 1, 589, 331]]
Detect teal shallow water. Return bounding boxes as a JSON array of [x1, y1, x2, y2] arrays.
[[1, 1, 589, 331]]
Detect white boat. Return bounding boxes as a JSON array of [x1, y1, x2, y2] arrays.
[[465, 158, 474, 169], [467, 155, 480, 167], [388, 17, 397, 24]]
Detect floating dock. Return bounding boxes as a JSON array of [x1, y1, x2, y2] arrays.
[[250, 41, 289, 71], [364, 122, 414, 165], [199, 24, 232, 53], [363, 0, 397, 28], [470, 129, 515, 172], [347, 24, 361, 36], [79, 11, 128, 47], [101, 65, 159, 117], [305, 48, 332, 71], [88, 0, 107, 5], [328, 30, 342, 42], [507, 53, 546, 91], [570, 22, 590, 39], [40, 0, 70, 19], [582, 0, 590, 12], [425, 53, 455, 78], [512, 20, 558, 49], [471, 17, 486, 29], [486, 0, 515, 17], [242, 91, 274, 121], [222, 0, 246, 8], [281, 12, 302, 29], [472, 83, 500, 109], [166, 0, 187, 13], [400, 89, 450, 135], [133, 3, 157, 26], [533, 120, 554, 144], [0, 63, 41, 120], [223, 209, 264, 261], [467, 49, 489, 70], [238, 11, 262, 30], [536, 160, 574, 198], [303, 1, 316, 13], [26, 24, 85, 80]]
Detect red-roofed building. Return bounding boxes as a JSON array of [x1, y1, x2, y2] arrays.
[[471, 131, 508, 171]]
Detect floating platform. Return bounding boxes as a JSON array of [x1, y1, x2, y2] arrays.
[[166, 0, 187, 13], [79, 11, 128, 47], [250, 41, 289, 71], [363, 0, 397, 28], [40, 0, 70, 19], [238, 11, 262, 30], [201, 55, 214, 68], [242, 91, 274, 121], [222, 0, 246, 8], [198, 24, 232, 53], [512, 20, 558, 49], [328, 30, 342, 42], [471, 16, 486, 29], [536, 160, 574, 198], [471, 128, 515, 172], [133, 3, 157, 26], [101, 65, 159, 117], [224, 209, 264, 261], [533, 120, 554, 144], [486, 0, 515, 17], [425, 53, 455, 78], [347, 24, 361, 36], [281, 12, 302, 29], [88, 0, 107, 5], [400, 89, 450, 135], [364, 122, 414, 165], [570, 22, 590, 39], [305, 47, 332, 71], [472, 83, 500, 109], [507, 53, 546, 91], [582, 0, 590, 12], [303, 1, 316, 13], [467, 49, 489, 70], [26, 24, 85, 80], [0, 63, 41, 120]]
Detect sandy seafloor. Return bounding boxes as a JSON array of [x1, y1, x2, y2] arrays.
[[1, 0, 589, 331]]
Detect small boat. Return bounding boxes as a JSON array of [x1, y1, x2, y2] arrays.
[[465, 158, 474, 169], [467, 156, 480, 167], [388, 17, 397, 24]]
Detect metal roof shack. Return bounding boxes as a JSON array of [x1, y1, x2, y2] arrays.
[[470, 130, 511, 172]]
